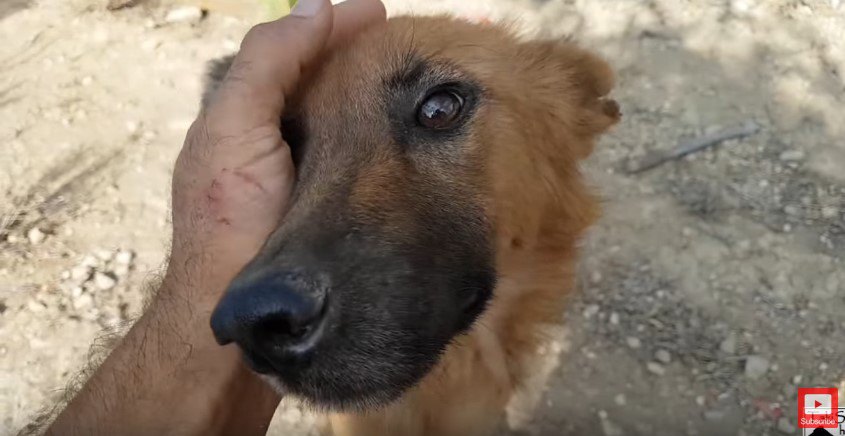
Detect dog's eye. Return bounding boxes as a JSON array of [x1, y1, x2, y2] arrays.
[[417, 90, 464, 129]]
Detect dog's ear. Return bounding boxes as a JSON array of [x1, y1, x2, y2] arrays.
[[519, 40, 620, 158]]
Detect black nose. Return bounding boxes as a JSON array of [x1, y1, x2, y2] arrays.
[[210, 270, 328, 371]]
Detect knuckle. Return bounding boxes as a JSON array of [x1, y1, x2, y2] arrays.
[[242, 22, 273, 46]]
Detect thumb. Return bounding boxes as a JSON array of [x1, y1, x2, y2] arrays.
[[205, 0, 334, 138]]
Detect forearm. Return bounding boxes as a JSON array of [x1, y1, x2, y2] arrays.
[[45, 275, 280, 436]]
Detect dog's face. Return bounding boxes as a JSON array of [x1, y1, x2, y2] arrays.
[[210, 16, 618, 410]]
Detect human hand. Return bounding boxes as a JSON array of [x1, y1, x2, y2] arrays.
[[167, 0, 387, 303]]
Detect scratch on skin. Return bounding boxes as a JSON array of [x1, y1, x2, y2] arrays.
[[207, 173, 232, 227], [232, 168, 268, 194]]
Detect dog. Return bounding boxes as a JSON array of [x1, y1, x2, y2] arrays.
[[205, 15, 619, 436]]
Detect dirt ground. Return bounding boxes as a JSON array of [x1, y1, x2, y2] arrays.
[[1, 0, 843, 435]]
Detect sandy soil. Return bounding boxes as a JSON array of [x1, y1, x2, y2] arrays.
[[1, 0, 843, 435]]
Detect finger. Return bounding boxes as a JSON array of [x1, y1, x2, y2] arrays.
[[206, 0, 335, 137], [328, 0, 386, 48]]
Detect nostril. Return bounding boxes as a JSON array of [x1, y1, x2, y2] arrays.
[[210, 269, 329, 358], [255, 309, 320, 343]]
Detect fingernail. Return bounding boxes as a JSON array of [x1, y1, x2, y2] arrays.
[[290, 0, 324, 17]]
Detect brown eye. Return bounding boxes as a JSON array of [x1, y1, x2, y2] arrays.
[[417, 91, 464, 129]]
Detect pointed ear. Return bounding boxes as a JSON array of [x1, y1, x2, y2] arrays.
[[519, 40, 621, 158]]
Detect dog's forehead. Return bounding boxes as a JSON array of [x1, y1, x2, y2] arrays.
[[309, 17, 513, 96]]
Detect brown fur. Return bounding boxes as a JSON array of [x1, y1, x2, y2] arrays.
[[299, 16, 621, 436]]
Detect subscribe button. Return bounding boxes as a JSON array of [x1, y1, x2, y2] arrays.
[[799, 387, 840, 434]]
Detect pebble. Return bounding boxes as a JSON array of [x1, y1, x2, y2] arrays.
[[776, 417, 795, 434], [792, 374, 803, 385], [655, 349, 672, 364], [70, 265, 92, 282], [27, 227, 46, 244], [609, 312, 620, 325], [583, 304, 600, 319], [94, 248, 114, 261], [695, 395, 706, 406], [703, 409, 725, 421], [27, 300, 46, 313], [646, 362, 665, 376], [598, 411, 623, 436], [113, 263, 130, 278], [73, 293, 94, 310], [93, 272, 117, 291], [164, 6, 203, 24], [779, 150, 805, 162], [822, 206, 839, 219], [614, 393, 627, 406], [114, 249, 134, 265], [783, 205, 800, 216], [80, 255, 99, 268], [626, 337, 642, 349], [744, 355, 769, 379], [720, 333, 737, 355], [125, 121, 140, 134]]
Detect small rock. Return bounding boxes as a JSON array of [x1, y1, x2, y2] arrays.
[[744, 355, 769, 379], [598, 412, 622, 436], [614, 393, 627, 406], [114, 249, 134, 265], [720, 333, 737, 354], [93, 272, 117, 290], [70, 265, 93, 282], [27, 227, 46, 244], [695, 395, 706, 406], [819, 362, 829, 371], [583, 304, 600, 319], [792, 374, 803, 385], [783, 205, 800, 216], [703, 409, 725, 421], [626, 337, 641, 349], [80, 255, 99, 268], [776, 417, 795, 434], [73, 293, 94, 310], [779, 150, 805, 162], [655, 349, 672, 363], [125, 121, 140, 134], [27, 300, 46, 313], [609, 312, 620, 325], [646, 362, 665, 376], [94, 248, 114, 261], [113, 263, 130, 278], [821, 206, 839, 219], [164, 6, 203, 24]]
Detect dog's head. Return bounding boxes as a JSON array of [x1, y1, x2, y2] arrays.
[[209, 16, 618, 410]]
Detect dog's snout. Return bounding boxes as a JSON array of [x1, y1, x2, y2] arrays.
[[210, 270, 328, 368]]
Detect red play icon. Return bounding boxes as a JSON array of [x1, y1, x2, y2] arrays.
[[798, 388, 838, 429]]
